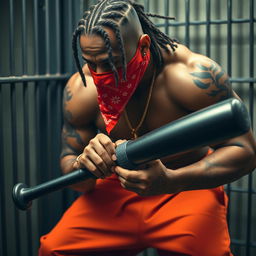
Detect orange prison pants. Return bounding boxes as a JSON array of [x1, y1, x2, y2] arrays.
[[39, 175, 233, 256]]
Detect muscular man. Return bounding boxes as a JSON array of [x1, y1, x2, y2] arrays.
[[39, 1, 256, 255]]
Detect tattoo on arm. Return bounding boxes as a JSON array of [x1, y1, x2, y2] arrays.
[[61, 84, 85, 158], [204, 142, 246, 168], [203, 159, 225, 169], [60, 142, 79, 159], [60, 122, 85, 158], [190, 62, 232, 100], [63, 122, 84, 145], [63, 84, 73, 122]]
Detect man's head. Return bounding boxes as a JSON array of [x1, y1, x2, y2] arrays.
[[72, 0, 177, 86]]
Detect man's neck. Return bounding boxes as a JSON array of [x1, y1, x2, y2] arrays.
[[134, 59, 155, 97]]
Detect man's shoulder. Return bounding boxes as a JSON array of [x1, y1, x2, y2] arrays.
[[161, 44, 231, 112], [63, 67, 99, 127], [67, 66, 96, 93]]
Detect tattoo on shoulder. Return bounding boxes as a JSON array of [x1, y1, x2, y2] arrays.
[[190, 61, 232, 100], [63, 84, 73, 122]]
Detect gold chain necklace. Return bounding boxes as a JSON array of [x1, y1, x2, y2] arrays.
[[124, 69, 156, 139]]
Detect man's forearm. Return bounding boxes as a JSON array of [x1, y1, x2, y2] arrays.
[[170, 145, 256, 192]]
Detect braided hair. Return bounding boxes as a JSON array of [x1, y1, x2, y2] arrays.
[[72, 0, 178, 86]]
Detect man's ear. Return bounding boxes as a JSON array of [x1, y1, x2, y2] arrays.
[[139, 34, 151, 55]]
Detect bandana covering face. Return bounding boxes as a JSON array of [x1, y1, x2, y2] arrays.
[[89, 40, 151, 134]]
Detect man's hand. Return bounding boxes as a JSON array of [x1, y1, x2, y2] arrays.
[[73, 133, 117, 178], [114, 160, 181, 196]]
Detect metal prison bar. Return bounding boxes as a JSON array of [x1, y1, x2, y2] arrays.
[[0, 0, 255, 256]]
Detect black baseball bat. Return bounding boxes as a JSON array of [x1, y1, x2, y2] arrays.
[[12, 98, 251, 210]]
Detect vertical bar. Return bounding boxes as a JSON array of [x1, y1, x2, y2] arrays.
[[55, 0, 61, 74], [0, 86, 2, 255], [57, 82, 64, 138], [45, 0, 50, 74], [0, 84, 7, 256], [57, 82, 66, 213], [226, 0, 232, 226], [249, 0, 254, 126], [39, 82, 54, 231], [35, 81, 42, 231], [80, 0, 84, 18], [246, 1, 254, 255], [71, 0, 78, 73], [47, 83, 53, 180], [2, 84, 18, 256], [185, 0, 190, 47], [33, 0, 39, 74], [227, 0, 232, 76], [67, 0, 74, 72], [22, 82, 33, 256], [36, 82, 49, 235], [143, 0, 149, 253], [164, 0, 169, 35], [22, 0, 27, 74], [143, 0, 149, 12], [29, 82, 40, 255], [11, 84, 20, 254], [206, 0, 211, 57], [9, 0, 14, 74]]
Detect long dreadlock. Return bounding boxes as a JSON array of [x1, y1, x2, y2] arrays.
[[72, 0, 178, 86]]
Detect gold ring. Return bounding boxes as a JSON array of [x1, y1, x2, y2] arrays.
[[76, 154, 83, 163]]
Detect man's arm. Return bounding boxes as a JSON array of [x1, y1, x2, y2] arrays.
[[175, 132, 256, 191], [114, 56, 256, 195], [178, 57, 256, 189], [60, 121, 98, 193], [60, 76, 98, 193]]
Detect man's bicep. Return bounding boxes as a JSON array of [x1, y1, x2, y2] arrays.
[[60, 121, 97, 159], [210, 130, 256, 151]]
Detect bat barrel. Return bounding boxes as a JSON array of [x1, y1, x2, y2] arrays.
[[116, 98, 250, 168]]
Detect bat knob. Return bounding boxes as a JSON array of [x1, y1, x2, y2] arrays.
[[12, 183, 32, 210]]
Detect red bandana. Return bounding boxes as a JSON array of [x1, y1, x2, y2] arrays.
[[89, 40, 151, 134]]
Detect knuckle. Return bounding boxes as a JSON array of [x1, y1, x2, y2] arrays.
[[79, 156, 88, 166], [105, 140, 112, 147], [89, 139, 96, 146], [141, 176, 149, 184], [126, 173, 132, 180], [95, 158, 104, 166], [96, 133, 103, 138], [90, 166, 98, 173], [122, 181, 128, 189], [77, 153, 83, 161], [84, 147, 90, 154], [96, 133, 107, 141], [98, 151, 106, 158]]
